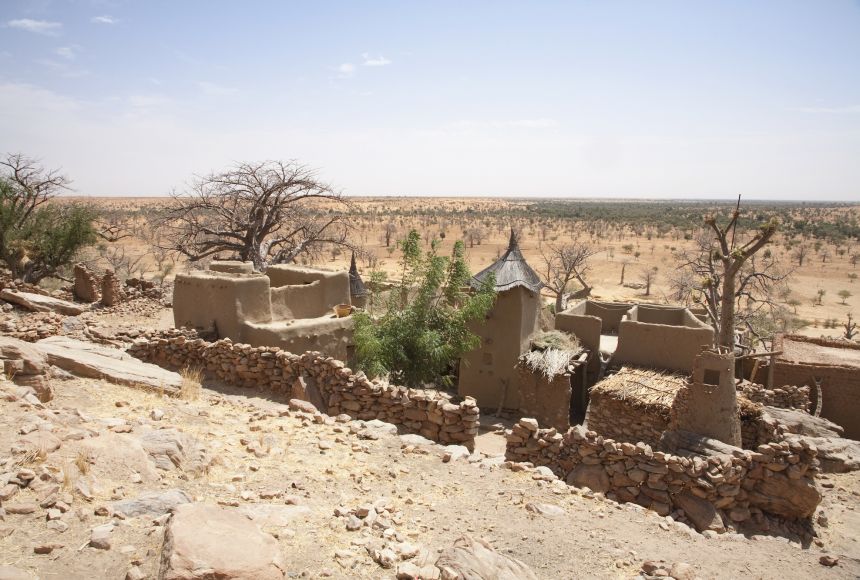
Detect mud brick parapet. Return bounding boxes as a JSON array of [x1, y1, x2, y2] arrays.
[[127, 330, 479, 449], [505, 419, 821, 531]]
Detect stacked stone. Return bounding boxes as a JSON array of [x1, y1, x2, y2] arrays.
[[505, 419, 820, 529], [127, 333, 480, 449], [585, 395, 670, 449], [0, 312, 65, 342], [73, 263, 100, 302], [100, 269, 123, 307], [740, 413, 783, 450], [737, 382, 811, 412]]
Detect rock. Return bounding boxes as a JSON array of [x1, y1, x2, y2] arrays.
[[525, 503, 566, 518], [435, 536, 537, 580], [78, 432, 160, 483], [400, 434, 436, 448], [35, 336, 182, 392], [150, 408, 165, 421], [669, 562, 696, 580], [138, 429, 213, 474], [441, 445, 470, 463], [0, 337, 48, 375], [748, 472, 821, 519], [33, 543, 63, 555], [566, 464, 610, 493], [4, 502, 38, 515], [125, 566, 145, 580], [788, 435, 860, 473], [0, 565, 37, 580], [159, 503, 285, 579], [89, 523, 114, 550], [13, 431, 62, 455], [112, 489, 193, 518], [819, 555, 839, 567], [0, 289, 84, 315], [240, 504, 312, 528], [674, 493, 725, 533], [288, 398, 319, 414], [766, 407, 844, 438]]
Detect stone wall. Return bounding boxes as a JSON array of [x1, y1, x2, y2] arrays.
[[585, 392, 669, 449], [505, 419, 820, 530], [737, 382, 811, 412], [128, 332, 479, 449]]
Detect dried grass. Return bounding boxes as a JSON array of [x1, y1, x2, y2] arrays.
[[523, 348, 576, 381], [592, 366, 688, 412], [179, 366, 203, 401], [74, 449, 91, 475]]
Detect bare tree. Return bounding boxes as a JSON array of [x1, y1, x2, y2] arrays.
[[464, 227, 485, 248], [159, 160, 351, 271], [844, 313, 857, 341], [382, 222, 397, 248], [640, 266, 658, 297], [794, 244, 809, 266], [540, 241, 598, 312], [671, 209, 782, 348]]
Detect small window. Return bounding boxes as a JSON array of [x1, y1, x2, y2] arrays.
[[703, 369, 721, 386]]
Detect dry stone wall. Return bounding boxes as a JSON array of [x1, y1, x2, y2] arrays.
[[505, 419, 820, 530], [738, 382, 811, 412], [585, 394, 669, 449], [128, 331, 479, 449]]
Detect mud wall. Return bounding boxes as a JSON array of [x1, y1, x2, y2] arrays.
[[613, 319, 714, 372], [242, 317, 353, 361], [459, 286, 540, 410], [516, 363, 572, 432], [267, 266, 351, 318], [129, 331, 479, 449], [173, 272, 272, 339], [506, 420, 820, 529]]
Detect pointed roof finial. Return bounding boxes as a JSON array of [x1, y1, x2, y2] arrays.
[[507, 227, 518, 251], [349, 251, 358, 274]]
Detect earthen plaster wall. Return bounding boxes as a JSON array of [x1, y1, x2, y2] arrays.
[[613, 319, 714, 373], [459, 286, 540, 410], [515, 363, 572, 432], [129, 331, 479, 449], [173, 272, 273, 340]]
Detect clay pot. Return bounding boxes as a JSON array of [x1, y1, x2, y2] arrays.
[[334, 304, 352, 318]]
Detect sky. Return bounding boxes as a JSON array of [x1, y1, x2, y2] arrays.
[[1, 1, 859, 200]]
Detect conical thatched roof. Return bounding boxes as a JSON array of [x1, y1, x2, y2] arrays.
[[349, 253, 367, 297], [471, 229, 543, 293]]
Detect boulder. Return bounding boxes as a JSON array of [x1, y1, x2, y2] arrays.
[[787, 435, 860, 473], [748, 472, 821, 519], [0, 337, 48, 375], [565, 464, 610, 493], [112, 489, 192, 518], [0, 289, 84, 315], [159, 503, 285, 580], [435, 536, 537, 580], [674, 492, 725, 533], [78, 433, 161, 483], [35, 336, 182, 393], [765, 407, 844, 438], [138, 429, 213, 474]]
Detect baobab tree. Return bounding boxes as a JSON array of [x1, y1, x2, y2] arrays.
[[540, 241, 598, 312], [159, 160, 351, 271], [671, 207, 784, 349]]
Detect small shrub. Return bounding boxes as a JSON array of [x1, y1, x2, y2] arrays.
[[179, 366, 203, 401]]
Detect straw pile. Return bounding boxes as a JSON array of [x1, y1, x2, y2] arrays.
[[590, 366, 688, 420], [523, 331, 583, 380]]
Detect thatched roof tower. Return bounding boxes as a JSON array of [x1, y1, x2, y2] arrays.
[[471, 229, 543, 293]]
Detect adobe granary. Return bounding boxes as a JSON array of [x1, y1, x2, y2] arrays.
[[348, 252, 368, 308], [767, 334, 860, 440], [458, 230, 543, 410], [172, 261, 354, 359]]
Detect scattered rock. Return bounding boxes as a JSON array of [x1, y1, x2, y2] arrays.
[[435, 536, 537, 580], [112, 489, 193, 518]]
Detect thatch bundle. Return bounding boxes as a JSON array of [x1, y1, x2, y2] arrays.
[[590, 366, 688, 420], [523, 330, 583, 380]]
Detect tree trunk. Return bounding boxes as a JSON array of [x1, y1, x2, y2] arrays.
[[619, 263, 626, 285], [718, 270, 736, 348], [555, 293, 565, 313]]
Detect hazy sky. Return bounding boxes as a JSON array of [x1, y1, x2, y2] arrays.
[[1, 1, 859, 199]]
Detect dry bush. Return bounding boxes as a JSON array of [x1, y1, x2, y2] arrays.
[[74, 449, 91, 475], [179, 366, 203, 401]]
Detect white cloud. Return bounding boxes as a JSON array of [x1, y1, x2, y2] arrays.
[[197, 81, 238, 96], [37, 59, 89, 78], [55, 46, 77, 60], [789, 104, 860, 114], [7, 18, 62, 35], [336, 63, 355, 78], [91, 15, 118, 25], [361, 53, 392, 67]]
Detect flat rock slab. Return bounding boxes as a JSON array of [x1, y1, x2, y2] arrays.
[[159, 503, 285, 580], [113, 489, 192, 518], [35, 336, 181, 393], [241, 504, 312, 528], [0, 289, 84, 315]]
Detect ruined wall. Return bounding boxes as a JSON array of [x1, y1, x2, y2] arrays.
[[738, 383, 811, 412], [173, 272, 272, 339], [613, 319, 714, 372], [516, 363, 572, 432], [772, 335, 860, 440], [672, 350, 741, 447], [506, 420, 820, 528], [459, 286, 540, 410], [129, 332, 478, 449]]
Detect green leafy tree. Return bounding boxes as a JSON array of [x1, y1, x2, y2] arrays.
[[353, 230, 496, 388], [0, 154, 97, 283]]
